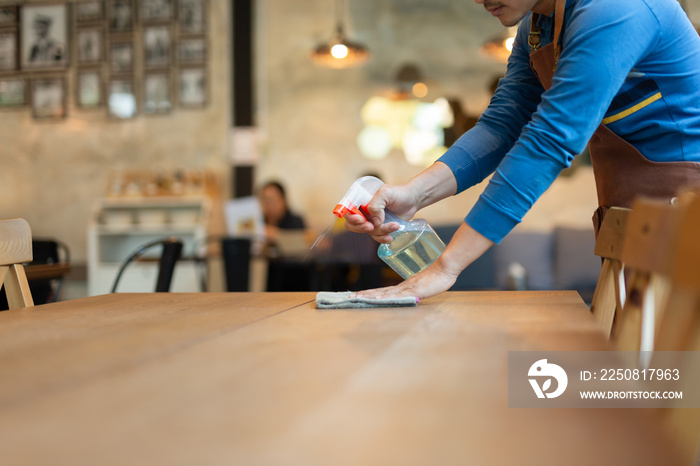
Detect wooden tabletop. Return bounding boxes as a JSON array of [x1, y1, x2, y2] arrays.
[[23, 262, 71, 281], [0, 291, 685, 465]]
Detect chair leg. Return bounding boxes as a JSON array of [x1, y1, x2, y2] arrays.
[[614, 270, 648, 352], [4, 264, 34, 309], [591, 259, 621, 337]]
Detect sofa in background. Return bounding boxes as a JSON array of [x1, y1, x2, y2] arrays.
[[433, 224, 601, 303]]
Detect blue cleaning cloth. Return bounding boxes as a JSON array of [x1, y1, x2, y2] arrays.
[[315, 291, 419, 309]]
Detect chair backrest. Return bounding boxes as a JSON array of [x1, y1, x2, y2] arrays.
[[651, 195, 700, 464], [614, 198, 679, 353], [111, 237, 183, 293], [0, 218, 35, 309], [590, 207, 630, 337]]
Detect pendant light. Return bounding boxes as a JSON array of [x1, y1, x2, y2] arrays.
[[480, 26, 518, 63], [311, 0, 370, 69]]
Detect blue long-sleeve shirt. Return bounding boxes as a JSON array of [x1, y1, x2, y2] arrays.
[[438, 0, 700, 243]]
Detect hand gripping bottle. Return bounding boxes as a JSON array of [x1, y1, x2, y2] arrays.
[[333, 176, 446, 279]]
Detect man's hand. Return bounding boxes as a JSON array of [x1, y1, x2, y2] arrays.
[[353, 255, 460, 300], [343, 183, 419, 244], [352, 222, 495, 300], [342, 162, 458, 244]]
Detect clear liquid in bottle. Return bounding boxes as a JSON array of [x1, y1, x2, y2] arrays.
[[377, 220, 445, 279]]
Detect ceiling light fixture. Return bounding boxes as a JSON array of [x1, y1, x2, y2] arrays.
[[480, 26, 518, 63], [311, 0, 370, 69]]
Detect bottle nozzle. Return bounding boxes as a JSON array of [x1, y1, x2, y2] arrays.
[[333, 176, 384, 221]]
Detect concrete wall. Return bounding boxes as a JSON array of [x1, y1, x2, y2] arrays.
[[0, 0, 231, 263]]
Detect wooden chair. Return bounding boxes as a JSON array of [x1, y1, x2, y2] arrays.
[[651, 195, 700, 464], [613, 198, 680, 354], [0, 218, 34, 309], [590, 207, 630, 337]]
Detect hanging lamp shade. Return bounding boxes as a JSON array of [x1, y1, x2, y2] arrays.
[[311, 0, 370, 69]]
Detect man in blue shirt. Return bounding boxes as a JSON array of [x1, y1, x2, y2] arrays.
[[345, 0, 700, 299]]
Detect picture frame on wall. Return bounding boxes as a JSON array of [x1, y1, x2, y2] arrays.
[[178, 0, 206, 35], [143, 26, 170, 69], [177, 37, 205, 65], [76, 0, 104, 24], [110, 40, 133, 74], [143, 72, 171, 114], [179, 67, 206, 107], [140, 0, 173, 23], [109, 0, 133, 34], [20, 4, 70, 71], [77, 27, 103, 66], [0, 5, 18, 27], [108, 78, 136, 119], [31, 76, 67, 119], [0, 30, 17, 72], [0, 77, 26, 108], [77, 70, 103, 108]]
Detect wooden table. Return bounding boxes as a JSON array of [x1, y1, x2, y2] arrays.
[[24, 262, 71, 281], [0, 291, 685, 465]]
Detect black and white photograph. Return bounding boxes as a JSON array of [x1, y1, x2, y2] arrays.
[[140, 0, 173, 23], [110, 41, 133, 74], [177, 37, 205, 65], [108, 78, 136, 118], [77, 70, 102, 108], [179, 67, 206, 107], [32, 77, 66, 119], [144, 26, 170, 69], [21, 4, 70, 70], [144, 73, 171, 114], [0, 31, 17, 72], [76, 0, 103, 23], [0, 77, 26, 107], [77, 27, 103, 65], [178, 0, 206, 35], [109, 0, 133, 33], [0, 5, 17, 27]]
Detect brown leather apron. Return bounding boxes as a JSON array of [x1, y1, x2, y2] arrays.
[[528, 0, 700, 234]]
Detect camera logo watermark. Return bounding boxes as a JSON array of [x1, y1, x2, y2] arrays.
[[528, 359, 568, 399]]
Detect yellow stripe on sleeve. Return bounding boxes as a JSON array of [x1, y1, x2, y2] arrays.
[[602, 92, 662, 125]]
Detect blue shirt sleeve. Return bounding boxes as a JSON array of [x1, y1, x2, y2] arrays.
[[439, 0, 662, 243]]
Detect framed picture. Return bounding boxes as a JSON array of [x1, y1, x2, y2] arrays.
[[0, 31, 17, 72], [110, 40, 133, 74], [108, 78, 136, 118], [179, 67, 206, 107], [140, 0, 173, 23], [0, 77, 26, 107], [178, 0, 206, 35], [32, 77, 66, 119], [0, 5, 18, 27], [109, 0, 133, 33], [177, 37, 205, 65], [77, 70, 103, 108], [76, 0, 103, 23], [143, 26, 170, 69], [144, 73, 171, 114], [21, 4, 70, 70], [77, 27, 103, 66]]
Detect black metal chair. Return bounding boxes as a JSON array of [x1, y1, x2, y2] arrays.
[[111, 237, 184, 293], [29, 238, 71, 305]]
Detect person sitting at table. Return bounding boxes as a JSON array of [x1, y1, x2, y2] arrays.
[[259, 180, 310, 291], [260, 180, 306, 242]]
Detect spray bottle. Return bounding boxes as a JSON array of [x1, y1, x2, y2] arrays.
[[333, 176, 446, 279]]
